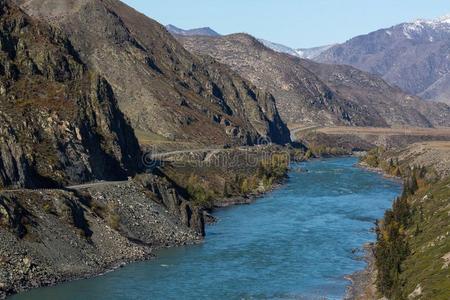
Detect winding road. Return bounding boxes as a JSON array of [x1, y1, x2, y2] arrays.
[[1, 145, 273, 192]]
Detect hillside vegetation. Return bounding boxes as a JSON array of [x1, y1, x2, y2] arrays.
[[361, 148, 450, 299]]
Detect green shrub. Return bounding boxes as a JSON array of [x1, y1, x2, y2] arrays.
[[375, 196, 411, 299], [375, 171, 426, 299], [257, 153, 289, 182], [186, 174, 214, 208]]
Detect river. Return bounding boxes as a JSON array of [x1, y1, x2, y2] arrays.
[[11, 157, 402, 300]]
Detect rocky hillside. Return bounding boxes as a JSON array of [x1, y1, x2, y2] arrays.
[[165, 25, 334, 60], [177, 33, 450, 127], [0, 0, 142, 189], [0, 2, 208, 298], [360, 144, 450, 299], [15, 0, 290, 146], [316, 16, 450, 104], [0, 173, 204, 299], [301, 60, 450, 128]]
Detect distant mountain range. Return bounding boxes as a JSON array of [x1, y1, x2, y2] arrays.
[[296, 45, 336, 60], [169, 16, 450, 105], [258, 40, 336, 60], [166, 24, 333, 60], [316, 15, 450, 104], [176, 33, 450, 128], [165, 24, 220, 37]]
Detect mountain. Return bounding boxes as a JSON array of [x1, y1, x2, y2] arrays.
[[316, 15, 450, 104], [15, 0, 290, 146], [165, 25, 333, 61], [166, 24, 221, 37], [0, 0, 141, 189], [176, 33, 450, 128], [256, 40, 335, 60], [296, 44, 336, 60], [258, 39, 301, 57], [300, 59, 450, 128]]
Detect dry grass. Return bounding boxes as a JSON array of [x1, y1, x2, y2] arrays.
[[289, 126, 450, 148], [135, 129, 199, 148], [413, 140, 450, 150], [313, 126, 450, 137]]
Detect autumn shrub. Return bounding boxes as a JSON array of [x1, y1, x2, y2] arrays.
[[186, 174, 214, 208]]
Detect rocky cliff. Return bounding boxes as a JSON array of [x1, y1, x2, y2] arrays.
[[177, 33, 450, 128], [0, 173, 203, 299], [0, 0, 142, 188], [0, 2, 206, 298], [14, 0, 291, 146]]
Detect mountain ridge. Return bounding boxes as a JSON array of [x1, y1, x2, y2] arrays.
[[165, 24, 337, 60], [0, 0, 142, 188], [14, 0, 290, 145], [166, 24, 220, 37], [176, 32, 450, 128], [316, 14, 450, 104]]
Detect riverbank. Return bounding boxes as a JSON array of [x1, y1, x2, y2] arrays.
[[348, 143, 450, 299], [344, 159, 403, 300], [1, 147, 293, 299], [0, 174, 204, 300], [345, 244, 378, 300], [9, 157, 401, 300], [2, 149, 387, 299]]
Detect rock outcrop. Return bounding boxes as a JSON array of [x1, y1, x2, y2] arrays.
[[14, 0, 291, 145], [0, 0, 141, 188], [0, 2, 206, 298], [0, 174, 203, 299]]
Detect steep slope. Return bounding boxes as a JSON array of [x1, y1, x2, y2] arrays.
[[301, 60, 450, 128], [257, 39, 336, 60], [0, 0, 141, 189], [177, 33, 450, 127], [419, 73, 450, 104], [166, 24, 220, 37], [360, 145, 450, 299], [15, 0, 290, 145], [296, 44, 336, 60], [0, 3, 206, 298], [258, 39, 301, 58], [316, 16, 450, 104]]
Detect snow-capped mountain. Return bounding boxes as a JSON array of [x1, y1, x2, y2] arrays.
[[316, 14, 450, 104], [399, 15, 450, 40]]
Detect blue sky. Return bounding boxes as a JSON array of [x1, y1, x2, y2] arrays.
[[122, 0, 450, 48]]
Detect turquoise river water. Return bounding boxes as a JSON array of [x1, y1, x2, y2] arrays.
[[12, 157, 402, 300]]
